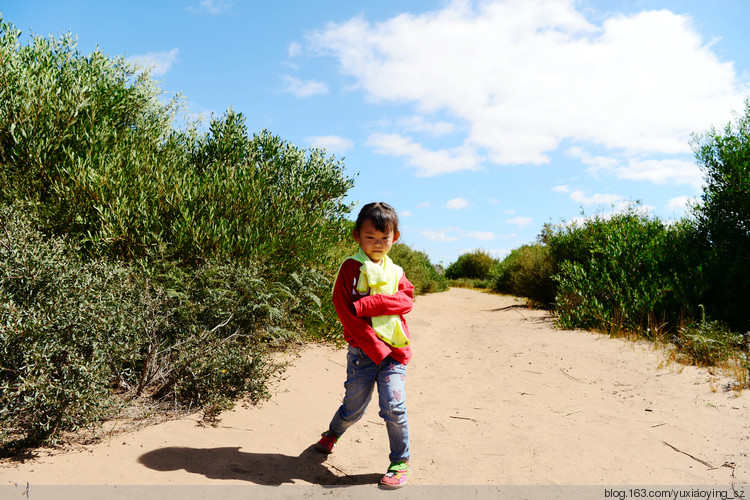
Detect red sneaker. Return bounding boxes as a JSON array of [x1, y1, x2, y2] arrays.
[[315, 431, 339, 453]]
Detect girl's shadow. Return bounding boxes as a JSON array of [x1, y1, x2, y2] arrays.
[[138, 445, 382, 486]]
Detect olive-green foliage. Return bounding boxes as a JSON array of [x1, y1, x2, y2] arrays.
[[1, 208, 118, 448], [0, 19, 354, 270], [169, 116, 354, 272], [0, 205, 295, 451], [449, 277, 493, 289], [0, 19, 356, 451], [542, 206, 702, 337], [389, 243, 449, 295], [491, 243, 555, 305], [691, 98, 750, 332], [0, 22, 179, 252], [445, 249, 498, 280]]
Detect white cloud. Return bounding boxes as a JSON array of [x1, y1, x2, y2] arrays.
[[506, 216, 533, 228], [280, 75, 329, 98], [616, 159, 703, 187], [397, 115, 455, 136], [566, 147, 620, 174], [417, 201, 433, 209], [127, 48, 179, 76], [445, 197, 471, 210], [569, 190, 625, 206], [305, 135, 354, 155], [309, 0, 748, 168], [401, 210, 413, 217], [551, 185, 569, 193], [288, 42, 302, 58], [421, 226, 497, 243], [568, 147, 703, 187], [420, 230, 459, 242], [463, 230, 496, 240], [366, 133, 481, 176], [187, 0, 233, 15]]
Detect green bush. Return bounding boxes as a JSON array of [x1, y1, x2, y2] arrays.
[[491, 243, 555, 305], [451, 277, 494, 289], [691, 98, 750, 332], [0, 18, 359, 451], [0, 205, 314, 451], [167, 118, 354, 272], [1, 206, 129, 448], [542, 206, 700, 336], [0, 20, 179, 255], [445, 249, 498, 280], [0, 19, 354, 270], [389, 243, 449, 295]]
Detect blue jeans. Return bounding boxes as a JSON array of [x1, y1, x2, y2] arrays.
[[328, 346, 410, 463]]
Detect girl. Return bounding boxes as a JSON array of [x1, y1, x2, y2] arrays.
[[316, 202, 415, 489]]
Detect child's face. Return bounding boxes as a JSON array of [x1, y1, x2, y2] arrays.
[[353, 219, 400, 264]]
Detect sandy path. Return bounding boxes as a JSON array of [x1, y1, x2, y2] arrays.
[[1, 288, 748, 488]]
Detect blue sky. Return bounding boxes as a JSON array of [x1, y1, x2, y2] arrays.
[[3, 0, 749, 266]]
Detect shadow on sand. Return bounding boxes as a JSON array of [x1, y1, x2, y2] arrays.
[[138, 444, 382, 486]]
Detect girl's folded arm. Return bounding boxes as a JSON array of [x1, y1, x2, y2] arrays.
[[332, 262, 391, 364], [354, 275, 414, 317]]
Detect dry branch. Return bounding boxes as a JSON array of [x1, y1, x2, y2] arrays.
[[661, 441, 714, 469]]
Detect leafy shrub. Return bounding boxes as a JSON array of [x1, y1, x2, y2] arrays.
[[389, 243, 449, 295], [690, 98, 750, 332], [0, 19, 354, 271], [0, 17, 356, 445], [1, 206, 129, 449], [445, 249, 498, 280], [167, 119, 355, 272], [449, 277, 494, 289], [491, 243, 555, 305], [0, 205, 311, 451], [542, 206, 700, 336], [0, 21, 179, 253]]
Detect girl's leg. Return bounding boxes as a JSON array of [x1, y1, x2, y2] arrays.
[[377, 357, 409, 463], [328, 346, 378, 436]]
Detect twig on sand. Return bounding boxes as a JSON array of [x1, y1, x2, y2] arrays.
[[491, 305, 528, 320], [661, 441, 714, 469], [564, 410, 582, 417], [727, 463, 741, 497], [560, 368, 586, 383], [329, 463, 354, 479], [449, 415, 480, 423], [327, 359, 346, 368], [512, 309, 528, 321]]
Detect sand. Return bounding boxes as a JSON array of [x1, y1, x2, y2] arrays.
[[1, 288, 748, 489]]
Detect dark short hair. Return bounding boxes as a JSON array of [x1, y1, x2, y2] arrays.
[[355, 202, 399, 234]]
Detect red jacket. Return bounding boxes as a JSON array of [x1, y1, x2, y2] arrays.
[[332, 258, 415, 365]]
